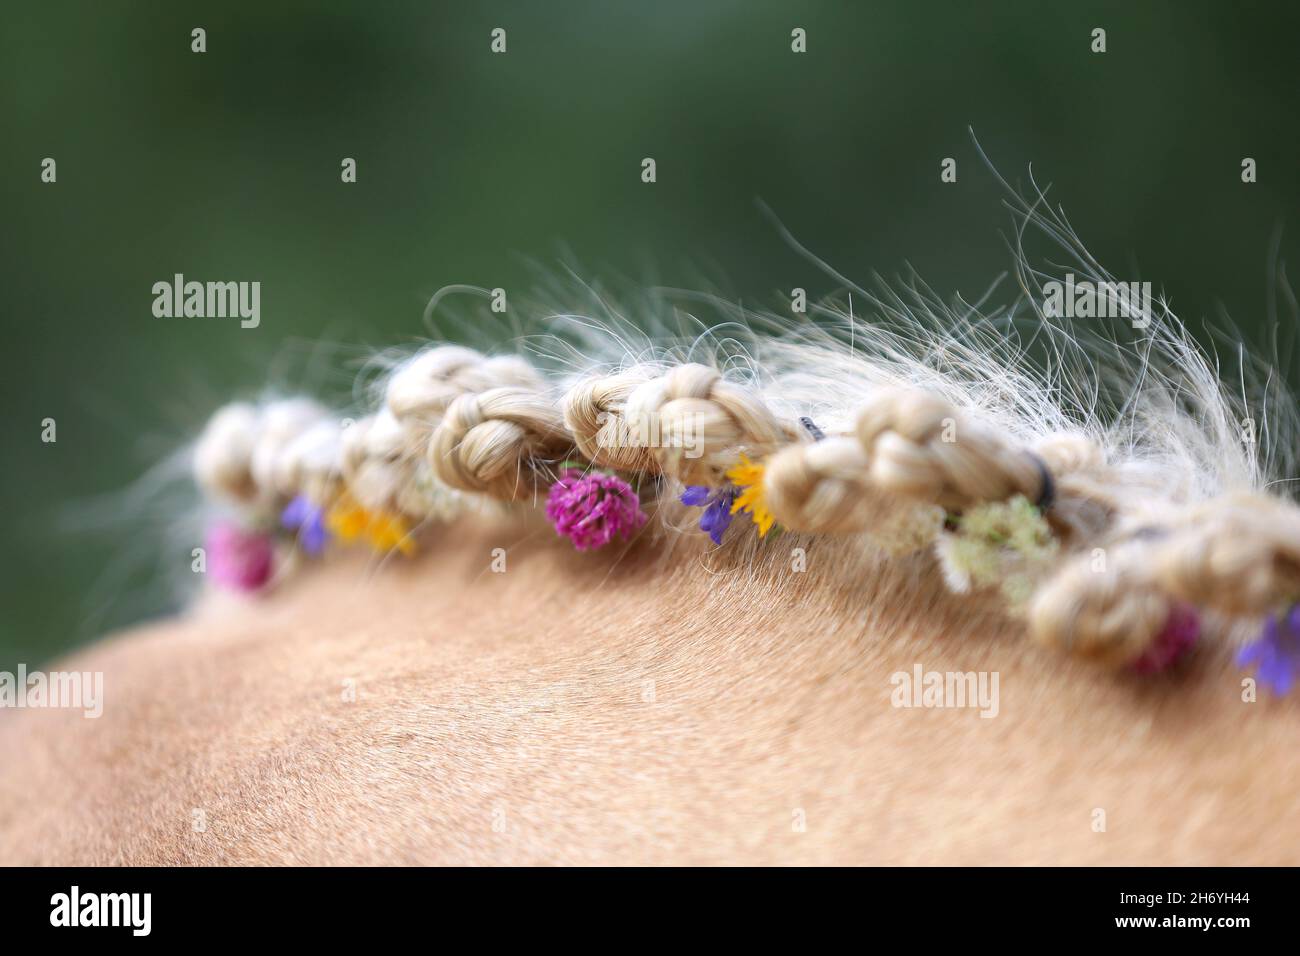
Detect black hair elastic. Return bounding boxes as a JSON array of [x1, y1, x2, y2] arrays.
[[799, 416, 826, 442], [1031, 453, 1056, 512]]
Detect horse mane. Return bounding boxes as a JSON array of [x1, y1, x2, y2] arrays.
[[186, 171, 1300, 687]]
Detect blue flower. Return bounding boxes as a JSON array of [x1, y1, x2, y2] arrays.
[[1237, 604, 1300, 695], [681, 485, 740, 545], [281, 494, 330, 555]]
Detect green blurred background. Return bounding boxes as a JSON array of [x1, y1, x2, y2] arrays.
[[3, 0, 1297, 670]]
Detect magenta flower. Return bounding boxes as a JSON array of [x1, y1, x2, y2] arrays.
[[1131, 603, 1200, 674], [206, 520, 274, 592], [1237, 605, 1300, 695], [545, 468, 647, 551]]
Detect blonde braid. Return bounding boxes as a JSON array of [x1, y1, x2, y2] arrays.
[[1029, 536, 1171, 665], [340, 410, 409, 514], [193, 401, 262, 506], [762, 436, 874, 534], [853, 388, 1047, 511], [428, 386, 571, 500], [371, 346, 550, 515], [194, 398, 329, 513], [562, 366, 661, 473], [620, 363, 792, 486], [386, 346, 543, 456], [1154, 496, 1300, 614], [764, 387, 1115, 540], [1028, 494, 1300, 664], [272, 418, 345, 505]]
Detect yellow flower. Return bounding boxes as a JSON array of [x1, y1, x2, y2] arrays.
[[325, 494, 415, 556], [726, 454, 776, 537], [325, 496, 370, 543], [367, 511, 415, 556]]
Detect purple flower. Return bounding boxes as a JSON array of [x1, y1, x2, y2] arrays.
[[681, 485, 739, 545], [546, 469, 647, 551], [1132, 603, 1200, 675], [206, 521, 274, 592], [281, 494, 330, 555], [1237, 605, 1300, 695]]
